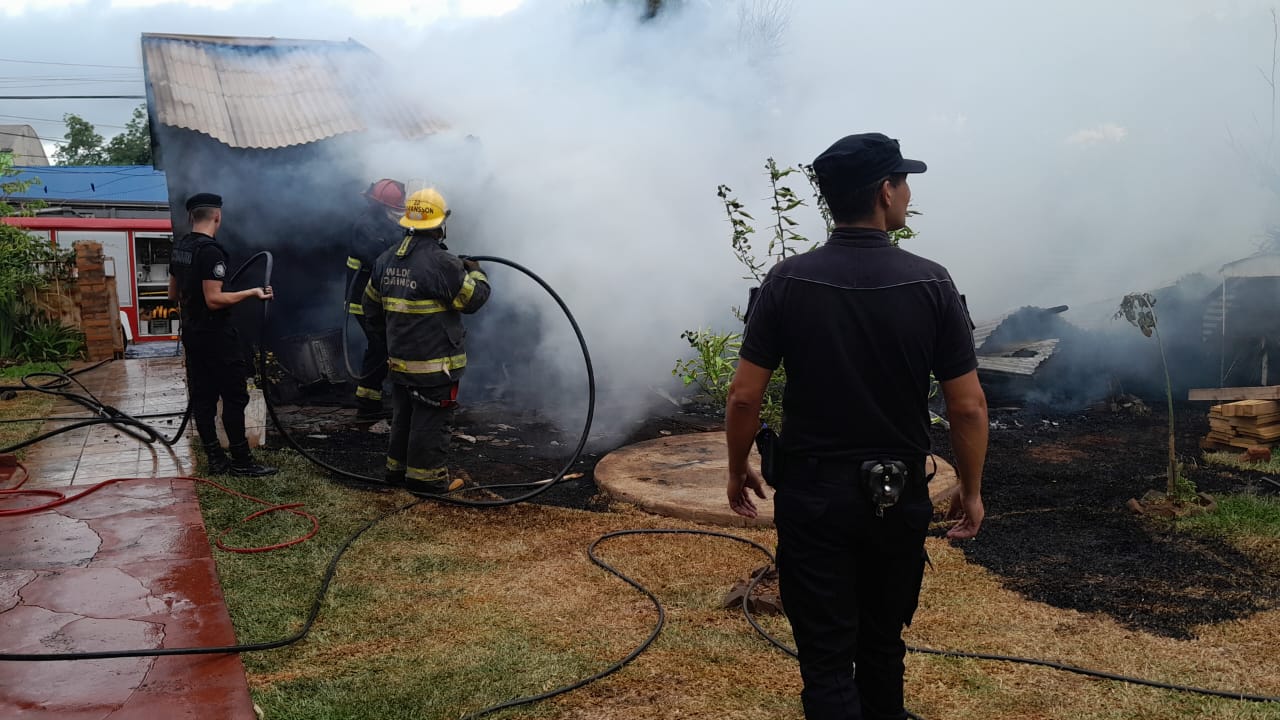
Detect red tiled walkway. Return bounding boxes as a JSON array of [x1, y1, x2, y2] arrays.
[[0, 359, 256, 719]]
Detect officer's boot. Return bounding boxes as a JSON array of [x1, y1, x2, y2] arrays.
[[228, 441, 278, 477], [204, 443, 233, 476]]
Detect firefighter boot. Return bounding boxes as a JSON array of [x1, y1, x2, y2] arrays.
[[405, 468, 467, 495], [355, 395, 390, 420], [228, 442, 278, 477]]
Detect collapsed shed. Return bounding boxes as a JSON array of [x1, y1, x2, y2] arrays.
[[140, 32, 446, 392], [971, 305, 1065, 402]]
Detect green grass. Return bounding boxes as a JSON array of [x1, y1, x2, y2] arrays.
[[0, 360, 63, 379], [1203, 450, 1280, 476], [1176, 493, 1280, 539], [197, 449, 604, 720]]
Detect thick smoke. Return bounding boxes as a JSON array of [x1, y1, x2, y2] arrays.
[[7, 0, 1280, 430]]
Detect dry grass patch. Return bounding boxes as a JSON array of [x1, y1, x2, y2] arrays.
[[203, 458, 1280, 720]]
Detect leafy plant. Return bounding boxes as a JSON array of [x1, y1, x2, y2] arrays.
[[16, 316, 85, 362], [1, 154, 59, 361], [676, 159, 922, 428], [675, 160, 821, 427], [1115, 292, 1187, 499], [673, 328, 741, 400]]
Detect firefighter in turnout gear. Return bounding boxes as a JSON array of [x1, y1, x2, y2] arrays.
[[361, 187, 491, 493], [168, 192, 278, 477], [347, 178, 407, 419]]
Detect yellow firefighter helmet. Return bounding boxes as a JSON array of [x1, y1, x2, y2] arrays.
[[400, 187, 448, 230]]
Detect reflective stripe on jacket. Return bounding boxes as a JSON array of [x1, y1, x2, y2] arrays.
[[362, 235, 490, 387]]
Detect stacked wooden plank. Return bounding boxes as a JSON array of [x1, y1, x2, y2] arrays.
[[1203, 400, 1280, 450]]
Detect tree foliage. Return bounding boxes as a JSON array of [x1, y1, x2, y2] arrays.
[[104, 106, 153, 165], [52, 105, 151, 166], [52, 114, 106, 165]]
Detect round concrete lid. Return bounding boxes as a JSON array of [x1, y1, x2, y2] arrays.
[[594, 432, 958, 528]]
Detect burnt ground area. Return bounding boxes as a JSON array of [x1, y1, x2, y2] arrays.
[[930, 401, 1280, 640], [273, 397, 1280, 640], [273, 400, 722, 512]]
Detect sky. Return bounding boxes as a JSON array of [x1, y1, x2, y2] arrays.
[[3, 0, 1280, 425]]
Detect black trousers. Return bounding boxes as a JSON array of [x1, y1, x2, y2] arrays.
[[774, 457, 931, 720], [386, 383, 456, 486], [355, 314, 388, 402], [182, 325, 250, 456]]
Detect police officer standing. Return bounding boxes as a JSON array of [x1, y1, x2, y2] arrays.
[[168, 193, 277, 477], [361, 187, 490, 494], [725, 134, 988, 719], [346, 178, 406, 419]]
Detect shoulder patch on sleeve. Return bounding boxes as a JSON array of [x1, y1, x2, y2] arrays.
[[213, 261, 226, 279]]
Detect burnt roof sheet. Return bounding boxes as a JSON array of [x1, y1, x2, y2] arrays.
[[976, 339, 1060, 377], [141, 33, 445, 150]]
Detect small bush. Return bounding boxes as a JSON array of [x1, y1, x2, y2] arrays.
[[17, 317, 85, 362], [673, 158, 918, 430]]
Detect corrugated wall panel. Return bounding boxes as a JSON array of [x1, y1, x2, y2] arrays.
[[141, 33, 444, 150]]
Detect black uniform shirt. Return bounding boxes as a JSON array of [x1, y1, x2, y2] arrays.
[[170, 231, 229, 331], [739, 228, 977, 460]]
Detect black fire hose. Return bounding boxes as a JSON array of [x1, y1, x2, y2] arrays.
[[3, 254, 1277, 716], [245, 251, 596, 506], [0, 367, 192, 454], [340, 266, 380, 383]]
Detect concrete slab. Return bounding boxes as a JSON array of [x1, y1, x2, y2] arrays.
[[18, 358, 195, 488], [595, 432, 958, 528], [0, 478, 256, 720], [0, 358, 255, 719]]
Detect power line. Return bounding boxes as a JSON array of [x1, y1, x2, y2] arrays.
[[0, 76, 141, 82], [0, 85, 143, 92], [33, 179, 168, 196], [0, 95, 146, 100], [0, 57, 140, 70], [0, 113, 128, 130], [0, 128, 68, 145]]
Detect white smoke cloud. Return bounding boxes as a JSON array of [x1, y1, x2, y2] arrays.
[[1066, 123, 1128, 146], [6, 0, 1280, 430]]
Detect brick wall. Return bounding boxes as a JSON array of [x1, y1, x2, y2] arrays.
[[73, 241, 124, 361]]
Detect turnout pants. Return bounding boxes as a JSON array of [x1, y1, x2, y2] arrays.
[[386, 383, 457, 487], [182, 326, 250, 457], [355, 314, 388, 404], [774, 457, 931, 720]]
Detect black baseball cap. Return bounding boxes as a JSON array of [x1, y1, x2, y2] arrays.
[[811, 133, 926, 190], [185, 192, 223, 212]]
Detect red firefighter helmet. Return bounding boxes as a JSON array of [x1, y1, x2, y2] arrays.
[[363, 178, 406, 212]]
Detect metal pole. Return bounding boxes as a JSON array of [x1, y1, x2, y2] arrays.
[[1221, 278, 1227, 386]]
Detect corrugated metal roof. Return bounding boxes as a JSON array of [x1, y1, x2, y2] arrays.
[[141, 33, 445, 150], [1, 165, 168, 204], [971, 311, 1013, 351], [1220, 252, 1280, 279], [976, 339, 1060, 377]]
